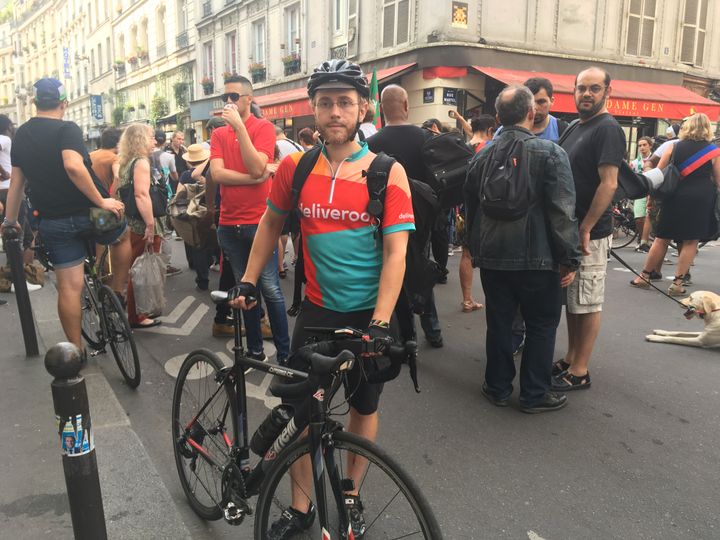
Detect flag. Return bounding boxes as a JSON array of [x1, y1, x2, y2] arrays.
[[369, 69, 381, 129]]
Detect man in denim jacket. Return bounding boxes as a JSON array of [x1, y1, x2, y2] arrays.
[[465, 85, 581, 414]]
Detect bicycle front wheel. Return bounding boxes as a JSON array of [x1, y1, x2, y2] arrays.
[[99, 285, 141, 388], [611, 220, 637, 249], [81, 280, 103, 350], [172, 350, 237, 521], [255, 430, 443, 539]]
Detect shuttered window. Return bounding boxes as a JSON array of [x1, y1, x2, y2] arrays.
[[680, 0, 707, 66], [625, 0, 655, 57], [382, 0, 410, 48]]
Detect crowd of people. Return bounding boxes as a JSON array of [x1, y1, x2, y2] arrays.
[[1, 60, 719, 539]]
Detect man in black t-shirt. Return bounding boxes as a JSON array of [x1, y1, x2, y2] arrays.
[[0, 78, 130, 351], [554, 67, 626, 392], [367, 84, 444, 348]]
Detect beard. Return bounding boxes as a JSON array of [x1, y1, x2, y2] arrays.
[[317, 122, 357, 144], [533, 111, 548, 126], [576, 96, 606, 119]]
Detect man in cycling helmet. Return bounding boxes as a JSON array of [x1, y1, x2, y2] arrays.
[[229, 59, 415, 539]]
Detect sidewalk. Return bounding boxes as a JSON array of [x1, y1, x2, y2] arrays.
[[0, 278, 192, 539]]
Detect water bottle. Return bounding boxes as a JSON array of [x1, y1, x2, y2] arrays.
[[250, 404, 294, 456]]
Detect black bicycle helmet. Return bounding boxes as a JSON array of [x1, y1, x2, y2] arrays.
[[307, 59, 369, 98]]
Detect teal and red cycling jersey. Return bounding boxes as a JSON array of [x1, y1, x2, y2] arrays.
[[268, 143, 415, 313]]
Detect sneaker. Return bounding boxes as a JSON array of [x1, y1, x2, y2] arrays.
[[261, 317, 273, 340], [481, 383, 510, 407], [436, 268, 449, 284], [344, 495, 367, 538], [682, 273, 692, 286], [511, 332, 525, 356], [648, 271, 662, 281], [520, 392, 568, 414], [634, 243, 650, 253], [212, 322, 235, 337], [166, 266, 182, 277], [426, 334, 444, 348], [247, 350, 267, 362], [210, 263, 221, 272], [551, 371, 591, 391], [266, 504, 316, 540], [11, 281, 42, 292]]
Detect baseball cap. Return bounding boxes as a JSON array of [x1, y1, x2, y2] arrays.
[[33, 78, 67, 104], [154, 129, 167, 144]]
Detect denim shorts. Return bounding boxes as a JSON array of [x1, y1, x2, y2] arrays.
[[39, 214, 127, 269]]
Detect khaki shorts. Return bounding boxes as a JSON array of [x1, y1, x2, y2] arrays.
[[564, 234, 611, 314]]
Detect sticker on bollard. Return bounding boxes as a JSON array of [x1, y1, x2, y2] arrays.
[[58, 414, 94, 457]]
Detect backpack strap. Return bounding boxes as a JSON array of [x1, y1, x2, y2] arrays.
[[557, 118, 581, 146], [362, 152, 396, 227]]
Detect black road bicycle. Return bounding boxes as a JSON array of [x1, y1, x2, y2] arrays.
[[36, 235, 141, 388], [172, 291, 442, 539]]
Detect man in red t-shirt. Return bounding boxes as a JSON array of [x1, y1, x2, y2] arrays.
[[210, 75, 290, 363]]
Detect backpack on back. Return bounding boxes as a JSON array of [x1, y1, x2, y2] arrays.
[[478, 133, 534, 221], [422, 131, 474, 208]]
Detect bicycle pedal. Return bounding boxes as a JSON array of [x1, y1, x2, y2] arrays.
[[223, 501, 246, 525], [89, 349, 103, 358]]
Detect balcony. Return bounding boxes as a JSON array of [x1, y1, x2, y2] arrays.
[[157, 42, 166, 58], [176, 31, 189, 50], [330, 45, 347, 60], [203, 1, 212, 17], [283, 58, 300, 77], [250, 66, 266, 84]]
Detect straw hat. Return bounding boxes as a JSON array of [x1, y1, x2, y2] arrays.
[[182, 143, 211, 163]]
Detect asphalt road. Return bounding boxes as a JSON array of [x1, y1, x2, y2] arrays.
[[101, 239, 720, 540]]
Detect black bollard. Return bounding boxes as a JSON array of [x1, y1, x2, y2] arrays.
[[2, 227, 38, 356], [45, 342, 107, 540]]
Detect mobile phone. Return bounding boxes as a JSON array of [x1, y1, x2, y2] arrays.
[[447, 110, 455, 118]]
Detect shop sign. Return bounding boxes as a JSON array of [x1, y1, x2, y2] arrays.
[[260, 100, 313, 121], [552, 93, 720, 120]]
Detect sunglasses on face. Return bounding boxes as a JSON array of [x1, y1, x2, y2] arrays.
[[221, 92, 249, 102]]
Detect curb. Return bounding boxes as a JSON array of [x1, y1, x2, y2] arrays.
[[32, 277, 192, 539]]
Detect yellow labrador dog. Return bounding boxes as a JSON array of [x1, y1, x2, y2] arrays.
[[646, 291, 720, 348]]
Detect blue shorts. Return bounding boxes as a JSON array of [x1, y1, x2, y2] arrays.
[[39, 214, 127, 269]]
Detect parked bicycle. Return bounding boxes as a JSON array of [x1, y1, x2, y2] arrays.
[[611, 199, 637, 249], [36, 235, 141, 388], [172, 290, 442, 539]]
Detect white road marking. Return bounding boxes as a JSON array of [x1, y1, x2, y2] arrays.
[[158, 296, 195, 324], [527, 531, 547, 540], [146, 303, 209, 335], [612, 267, 631, 273]]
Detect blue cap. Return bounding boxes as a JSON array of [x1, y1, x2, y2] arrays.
[[33, 78, 67, 103]]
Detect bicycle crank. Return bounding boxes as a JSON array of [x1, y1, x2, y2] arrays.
[[221, 462, 252, 525]]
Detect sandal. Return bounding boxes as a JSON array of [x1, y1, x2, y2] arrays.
[[461, 300, 483, 312], [552, 370, 591, 391], [629, 270, 651, 289], [131, 319, 161, 329], [668, 278, 686, 297], [551, 359, 570, 377]]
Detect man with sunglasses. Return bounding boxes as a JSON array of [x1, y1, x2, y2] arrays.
[[554, 67, 625, 392], [210, 75, 290, 365], [228, 59, 414, 539]]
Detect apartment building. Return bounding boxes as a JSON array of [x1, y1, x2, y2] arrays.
[[189, 0, 720, 149], [0, 21, 16, 123]]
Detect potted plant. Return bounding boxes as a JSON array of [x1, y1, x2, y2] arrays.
[[282, 52, 300, 76], [201, 76, 214, 95], [222, 70, 238, 82], [136, 47, 148, 60], [125, 104, 135, 112], [127, 55, 138, 65], [249, 62, 266, 83], [138, 102, 146, 110]]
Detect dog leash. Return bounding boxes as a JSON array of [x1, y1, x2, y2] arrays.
[[609, 250, 690, 311]]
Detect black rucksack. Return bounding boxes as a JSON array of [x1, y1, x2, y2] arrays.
[[422, 132, 474, 209], [287, 146, 439, 317], [478, 133, 534, 221]]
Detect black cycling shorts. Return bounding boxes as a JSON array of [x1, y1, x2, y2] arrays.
[[290, 299, 383, 416]]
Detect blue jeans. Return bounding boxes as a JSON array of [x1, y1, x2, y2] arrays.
[[480, 269, 562, 406], [217, 224, 290, 362]]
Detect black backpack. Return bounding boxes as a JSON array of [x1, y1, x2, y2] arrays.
[[287, 146, 439, 317], [422, 132, 474, 208], [478, 133, 534, 221]]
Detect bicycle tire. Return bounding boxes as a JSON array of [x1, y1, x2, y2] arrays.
[[81, 280, 103, 350], [99, 285, 141, 388], [254, 430, 443, 539], [172, 349, 237, 521], [611, 218, 637, 249]]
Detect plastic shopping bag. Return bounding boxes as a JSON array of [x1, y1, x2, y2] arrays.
[[130, 249, 167, 316]]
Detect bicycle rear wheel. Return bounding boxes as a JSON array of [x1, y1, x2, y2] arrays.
[[81, 280, 103, 350], [255, 430, 443, 539], [172, 350, 237, 521], [611, 219, 637, 249], [99, 285, 141, 388]]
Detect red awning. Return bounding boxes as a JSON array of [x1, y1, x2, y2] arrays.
[[473, 66, 720, 120], [256, 63, 416, 120]]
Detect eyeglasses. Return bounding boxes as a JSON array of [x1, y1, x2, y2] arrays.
[[575, 84, 607, 95], [314, 98, 359, 111], [221, 92, 249, 102]]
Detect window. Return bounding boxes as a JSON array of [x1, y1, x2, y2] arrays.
[[382, 0, 409, 48], [334, 0, 343, 33], [203, 41, 214, 79], [106, 37, 111, 70], [252, 19, 265, 65], [286, 4, 300, 53], [680, 0, 707, 66], [90, 49, 95, 79], [625, 0, 655, 57], [176, 0, 187, 32], [225, 32, 237, 73], [97, 43, 102, 73], [156, 6, 166, 46]]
